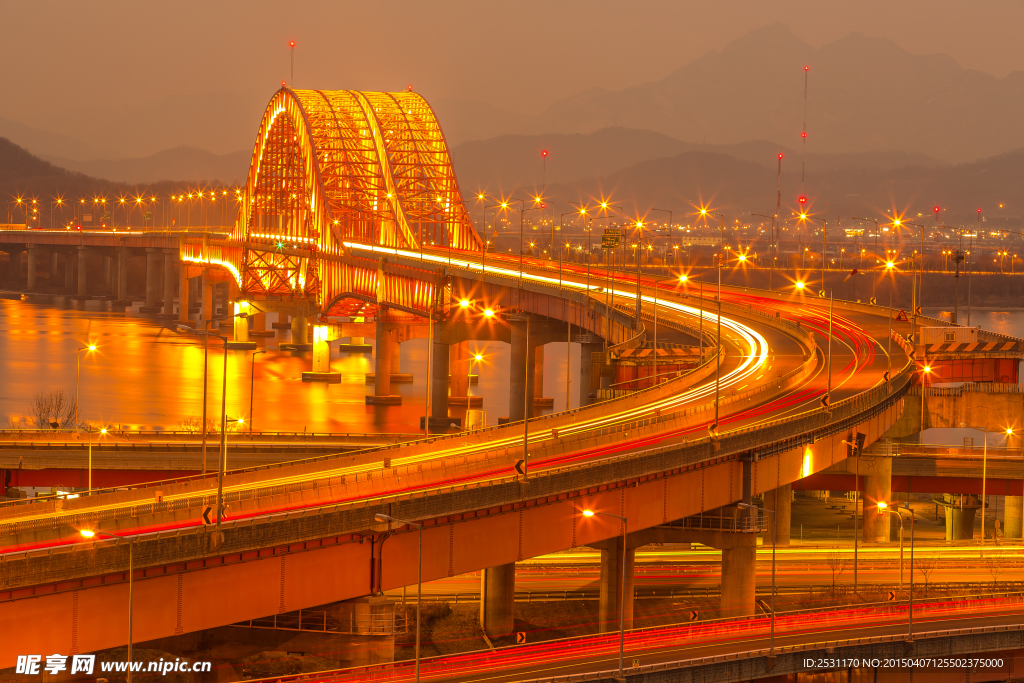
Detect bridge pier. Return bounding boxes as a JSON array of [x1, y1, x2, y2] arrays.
[[941, 493, 980, 540], [509, 317, 536, 421], [1006, 496, 1023, 539], [101, 254, 112, 297], [427, 333, 454, 431], [64, 251, 74, 291], [72, 246, 90, 300], [25, 244, 37, 291], [720, 541, 757, 617], [161, 249, 178, 317], [141, 247, 162, 312], [479, 564, 516, 639], [764, 483, 792, 546], [286, 314, 312, 351], [228, 301, 257, 350], [202, 279, 214, 325], [579, 341, 602, 407], [114, 247, 130, 304], [49, 252, 59, 283], [179, 269, 191, 323], [302, 323, 340, 382], [367, 311, 400, 404], [534, 345, 553, 408], [596, 535, 636, 632], [861, 455, 892, 543]]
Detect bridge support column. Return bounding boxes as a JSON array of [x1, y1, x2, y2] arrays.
[[25, 244, 37, 291], [861, 455, 892, 543], [102, 255, 112, 296], [302, 323, 340, 382], [509, 318, 536, 422], [579, 341, 602, 407], [50, 252, 59, 281], [64, 251, 75, 291], [178, 270, 191, 324], [202, 280, 214, 325], [449, 342, 481, 408], [426, 332, 453, 431], [141, 247, 162, 312], [106, 253, 117, 298], [479, 563, 516, 639], [285, 314, 312, 352], [367, 312, 400, 404], [721, 540, 757, 617], [73, 246, 90, 300], [114, 247, 130, 305], [161, 249, 177, 317], [598, 536, 635, 632], [228, 301, 257, 350], [1005, 496, 1023, 539], [534, 345, 553, 408], [765, 483, 792, 546], [943, 493, 980, 541]]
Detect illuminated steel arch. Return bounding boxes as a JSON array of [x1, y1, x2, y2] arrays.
[[231, 87, 480, 303], [183, 88, 479, 316]]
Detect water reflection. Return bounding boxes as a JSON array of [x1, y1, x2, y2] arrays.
[[0, 294, 572, 433]]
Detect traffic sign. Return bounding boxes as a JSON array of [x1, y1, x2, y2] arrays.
[[887, 590, 896, 601], [202, 506, 213, 525], [514, 459, 526, 476], [895, 309, 908, 322], [818, 290, 826, 297], [601, 229, 620, 249], [516, 632, 526, 644], [914, 306, 922, 315], [688, 609, 699, 622], [869, 297, 877, 305]]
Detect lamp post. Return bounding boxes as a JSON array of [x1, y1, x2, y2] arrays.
[[652, 276, 685, 388], [582, 509, 628, 679], [177, 324, 229, 528], [650, 208, 673, 262], [884, 260, 895, 380], [375, 513, 422, 683], [249, 349, 266, 433], [877, 502, 915, 640], [699, 209, 725, 433], [750, 212, 777, 290], [978, 427, 1014, 556], [852, 217, 881, 297], [75, 344, 98, 429], [80, 529, 136, 681], [799, 214, 827, 289], [739, 502, 776, 661]]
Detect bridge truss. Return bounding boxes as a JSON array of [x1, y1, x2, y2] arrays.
[[182, 87, 481, 317]]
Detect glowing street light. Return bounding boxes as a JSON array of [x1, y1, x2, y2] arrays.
[[581, 508, 627, 679], [80, 528, 136, 681]]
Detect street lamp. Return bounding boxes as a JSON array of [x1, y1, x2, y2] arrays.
[[799, 214, 827, 288], [582, 509, 627, 679], [750, 212, 777, 290], [177, 324, 229, 530], [80, 529, 136, 681], [375, 513, 422, 683], [739, 502, 776, 662], [75, 344, 98, 428], [877, 501, 915, 641], [884, 260, 896, 381], [852, 217, 882, 297], [249, 349, 266, 433], [699, 208, 725, 434], [652, 275, 685, 388]]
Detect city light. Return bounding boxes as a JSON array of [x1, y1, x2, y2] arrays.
[[79, 529, 96, 538], [582, 509, 595, 517], [459, 299, 471, 307], [483, 308, 494, 317]]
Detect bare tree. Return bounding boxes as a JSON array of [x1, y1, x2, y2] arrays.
[[825, 550, 850, 592], [985, 558, 1005, 590], [915, 557, 938, 589], [29, 389, 76, 429], [177, 412, 241, 434]]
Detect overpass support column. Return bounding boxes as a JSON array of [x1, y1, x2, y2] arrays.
[[720, 539, 757, 617], [943, 493, 980, 540], [288, 314, 311, 351], [765, 483, 792, 546], [534, 345, 552, 408], [1005, 496, 1023, 539], [74, 246, 90, 300], [428, 330, 451, 431], [861, 455, 892, 543], [367, 310, 400, 404], [579, 341, 602, 407], [598, 536, 635, 632], [25, 244, 37, 290], [162, 249, 177, 317], [114, 247, 130, 304], [479, 564, 516, 639], [142, 247, 162, 311], [50, 252, 60, 281], [509, 318, 535, 422]]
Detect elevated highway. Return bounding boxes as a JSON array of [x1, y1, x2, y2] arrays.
[[0, 86, 989, 670]]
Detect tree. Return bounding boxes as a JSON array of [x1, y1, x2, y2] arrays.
[[825, 550, 850, 592], [29, 389, 76, 429], [915, 557, 938, 591]]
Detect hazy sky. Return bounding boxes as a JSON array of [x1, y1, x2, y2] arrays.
[[3, 0, 1024, 157]]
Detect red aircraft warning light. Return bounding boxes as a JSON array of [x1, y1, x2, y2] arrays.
[[798, 196, 807, 206]]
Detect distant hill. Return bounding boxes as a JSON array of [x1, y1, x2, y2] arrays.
[[465, 23, 1024, 164], [42, 146, 250, 185], [450, 127, 945, 196]]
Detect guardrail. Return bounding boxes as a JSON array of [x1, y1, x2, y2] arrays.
[[910, 382, 1024, 397]]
